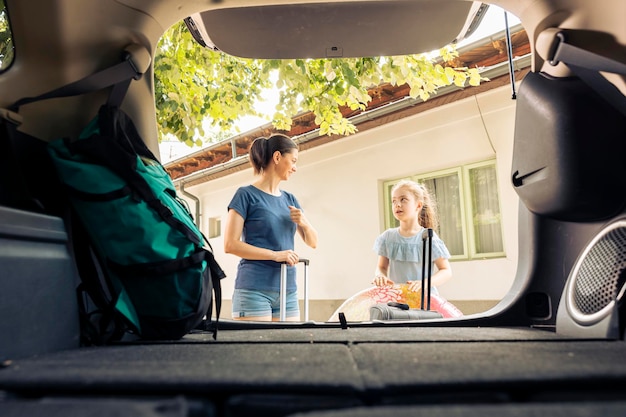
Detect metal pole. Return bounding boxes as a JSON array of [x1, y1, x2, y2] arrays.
[[303, 259, 310, 321], [279, 259, 310, 321], [280, 263, 287, 321], [426, 229, 433, 311]]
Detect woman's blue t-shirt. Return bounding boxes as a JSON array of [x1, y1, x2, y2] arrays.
[[228, 185, 301, 291]]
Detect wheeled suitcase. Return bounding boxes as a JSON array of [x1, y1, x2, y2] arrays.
[[369, 302, 442, 320], [369, 228, 443, 321], [280, 259, 310, 321]]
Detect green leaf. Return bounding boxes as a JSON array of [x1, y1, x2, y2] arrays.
[[154, 22, 483, 144]]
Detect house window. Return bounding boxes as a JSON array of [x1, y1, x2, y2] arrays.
[[382, 160, 504, 260]]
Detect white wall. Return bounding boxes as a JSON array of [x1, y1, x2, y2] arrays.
[[187, 84, 520, 306]]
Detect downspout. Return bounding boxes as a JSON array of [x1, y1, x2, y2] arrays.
[[176, 134, 241, 227], [180, 181, 201, 228]]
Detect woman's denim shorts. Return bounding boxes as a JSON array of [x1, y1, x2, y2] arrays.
[[232, 288, 300, 319]]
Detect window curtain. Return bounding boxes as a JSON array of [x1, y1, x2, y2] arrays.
[[424, 175, 464, 256], [470, 166, 503, 254]]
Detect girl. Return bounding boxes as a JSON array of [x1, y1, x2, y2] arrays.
[[372, 180, 452, 294], [224, 134, 318, 321]]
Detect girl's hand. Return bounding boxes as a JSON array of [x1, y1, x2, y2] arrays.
[[372, 274, 394, 287], [407, 280, 422, 293], [275, 249, 299, 266]]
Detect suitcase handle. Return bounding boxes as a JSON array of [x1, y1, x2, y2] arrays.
[[280, 259, 309, 322], [387, 301, 410, 310], [421, 228, 433, 310]]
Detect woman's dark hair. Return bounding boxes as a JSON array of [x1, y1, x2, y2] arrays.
[[249, 134, 298, 175]]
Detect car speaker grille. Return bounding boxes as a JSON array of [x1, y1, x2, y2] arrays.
[[568, 221, 626, 324]]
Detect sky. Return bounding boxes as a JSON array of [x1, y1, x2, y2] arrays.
[[159, 5, 520, 164]]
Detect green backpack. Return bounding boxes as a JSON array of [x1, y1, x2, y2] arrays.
[[48, 104, 225, 344]]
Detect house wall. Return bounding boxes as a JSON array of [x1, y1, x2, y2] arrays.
[[185, 83, 521, 321]]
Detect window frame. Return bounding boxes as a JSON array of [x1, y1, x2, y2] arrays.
[[417, 166, 468, 261], [382, 159, 505, 261]]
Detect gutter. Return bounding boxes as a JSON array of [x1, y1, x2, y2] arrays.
[[173, 52, 531, 188]]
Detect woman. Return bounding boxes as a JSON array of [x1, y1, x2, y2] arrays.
[[224, 134, 318, 321]]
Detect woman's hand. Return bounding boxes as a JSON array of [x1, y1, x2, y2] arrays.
[[274, 249, 299, 266], [289, 205, 318, 249], [288, 205, 305, 226]]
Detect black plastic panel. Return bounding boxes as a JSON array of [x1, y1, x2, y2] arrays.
[[0, 206, 80, 362], [511, 72, 626, 222]]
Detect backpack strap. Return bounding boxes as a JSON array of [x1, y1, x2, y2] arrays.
[[67, 207, 133, 345]]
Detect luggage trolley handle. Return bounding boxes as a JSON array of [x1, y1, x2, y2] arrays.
[[420, 228, 433, 311], [280, 258, 310, 322]]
